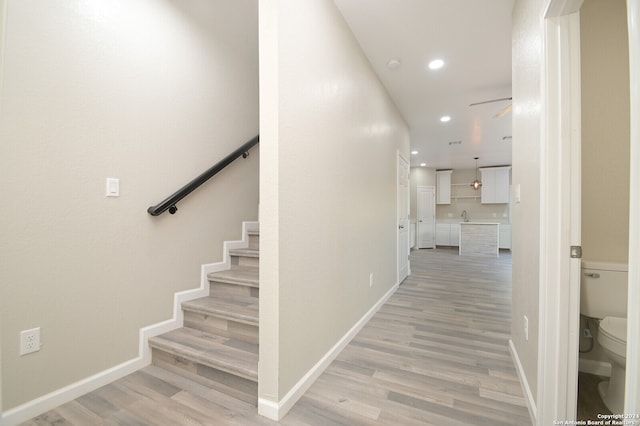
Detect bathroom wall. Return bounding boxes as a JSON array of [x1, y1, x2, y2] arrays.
[[579, 0, 629, 368], [580, 0, 629, 264], [435, 168, 510, 223]]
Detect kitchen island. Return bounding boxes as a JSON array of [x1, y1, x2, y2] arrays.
[[459, 222, 500, 257]]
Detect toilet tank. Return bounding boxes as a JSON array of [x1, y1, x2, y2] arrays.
[[580, 261, 628, 319]]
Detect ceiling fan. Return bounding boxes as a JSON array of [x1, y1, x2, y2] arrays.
[[469, 97, 512, 118]]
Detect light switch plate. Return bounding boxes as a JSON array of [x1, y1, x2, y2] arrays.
[[106, 178, 119, 197]]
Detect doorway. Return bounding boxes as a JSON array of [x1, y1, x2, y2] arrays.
[[398, 153, 410, 283]]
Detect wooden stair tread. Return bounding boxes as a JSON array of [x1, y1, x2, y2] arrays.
[[182, 295, 258, 326], [149, 328, 258, 382], [229, 248, 259, 258], [208, 265, 259, 287]]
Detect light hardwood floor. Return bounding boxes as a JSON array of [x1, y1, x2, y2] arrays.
[[22, 247, 530, 426]]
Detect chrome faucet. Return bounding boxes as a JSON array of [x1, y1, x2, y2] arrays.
[[461, 210, 468, 222]]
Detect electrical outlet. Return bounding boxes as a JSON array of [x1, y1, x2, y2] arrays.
[[20, 327, 41, 355], [369, 273, 374, 288], [524, 315, 529, 341]]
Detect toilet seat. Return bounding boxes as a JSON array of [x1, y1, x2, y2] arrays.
[[600, 316, 627, 343], [599, 316, 627, 364]]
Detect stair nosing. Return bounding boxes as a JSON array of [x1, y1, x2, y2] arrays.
[[182, 296, 258, 326], [208, 265, 259, 288], [229, 248, 259, 258], [149, 329, 258, 382]]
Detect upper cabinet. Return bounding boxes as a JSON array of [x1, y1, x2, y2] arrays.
[[436, 170, 452, 204], [479, 166, 511, 204]]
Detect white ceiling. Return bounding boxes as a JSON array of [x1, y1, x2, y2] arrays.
[[334, 0, 514, 170]]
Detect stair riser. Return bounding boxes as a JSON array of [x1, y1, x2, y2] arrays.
[[248, 233, 259, 250], [183, 311, 258, 345], [231, 255, 258, 268], [209, 282, 259, 298], [152, 348, 257, 404]]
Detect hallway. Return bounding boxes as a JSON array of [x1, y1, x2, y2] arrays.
[[24, 248, 530, 425]]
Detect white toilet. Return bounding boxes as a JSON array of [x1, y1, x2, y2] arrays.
[[580, 261, 628, 414]]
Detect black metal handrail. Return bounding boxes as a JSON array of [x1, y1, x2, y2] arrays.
[[147, 135, 259, 216]]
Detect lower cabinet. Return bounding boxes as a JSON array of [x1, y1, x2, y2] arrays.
[[499, 224, 512, 249], [436, 224, 449, 246], [438, 223, 510, 249], [450, 224, 460, 246], [435, 223, 460, 247]]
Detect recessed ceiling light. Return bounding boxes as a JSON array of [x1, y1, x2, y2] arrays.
[[387, 58, 401, 69], [411, 150, 418, 155], [440, 116, 451, 123], [428, 59, 444, 70], [420, 163, 427, 167]]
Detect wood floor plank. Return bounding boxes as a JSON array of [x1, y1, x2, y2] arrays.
[[23, 247, 532, 425]]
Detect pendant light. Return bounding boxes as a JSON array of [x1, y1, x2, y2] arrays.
[[470, 157, 482, 190]]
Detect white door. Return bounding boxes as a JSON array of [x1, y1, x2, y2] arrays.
[[397, 153, 410, 283], [417, 186, 435, 248]]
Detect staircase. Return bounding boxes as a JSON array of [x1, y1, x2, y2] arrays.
[[148, 229, 260, 404]]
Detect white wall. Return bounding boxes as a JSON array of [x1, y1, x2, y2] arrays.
[[0, 0, 258, 411], [511, 0, 545, 402], [259, 0, 409, 409]]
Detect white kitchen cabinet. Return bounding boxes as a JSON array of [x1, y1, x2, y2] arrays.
[[436, 170, 452, 204], [450, 223, 460, 246], [480, 167, 511, 204], [499, 224, 512, 249], [435, 223, 460, 247], [436, 223, 450, 245]]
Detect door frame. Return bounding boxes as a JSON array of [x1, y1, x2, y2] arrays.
[[537, 3, 583, 422], [624, 0, 640, 414], [538, 0, 640, 422], [416, 185, 436, 249], [397, 151, 410, 283]]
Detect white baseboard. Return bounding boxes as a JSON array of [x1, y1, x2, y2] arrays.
[[578, 358, 611, 377], [258, 282, 399, 421], [1, 356, 147, 426], [2, 222, 258, 426], [509, 340, 537, 426]]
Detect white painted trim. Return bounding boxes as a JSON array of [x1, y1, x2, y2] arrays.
[[578, 359, 612, 378], [625, 0, 640, 414], [544, 0, 584, 17], [510, 340, 537, 426], [0, 0, 7, 419], [537, 4, 582, 425], [1, 222, 258, 426], [258, 282, 399, 421]]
